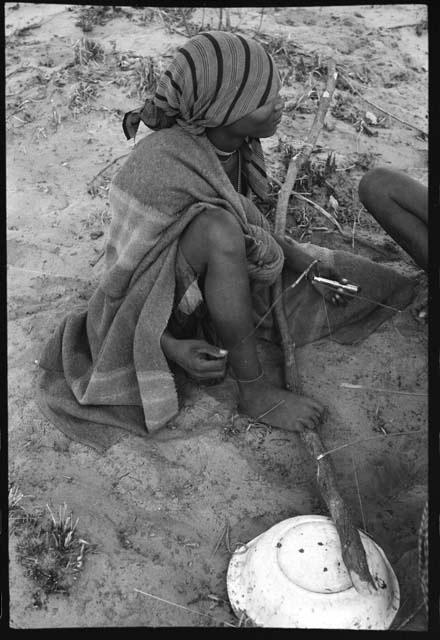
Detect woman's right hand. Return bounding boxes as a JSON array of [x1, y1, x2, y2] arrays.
[[161, 332, 228, 382]]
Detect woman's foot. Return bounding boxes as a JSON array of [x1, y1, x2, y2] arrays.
[[237, 373, 325, 432]]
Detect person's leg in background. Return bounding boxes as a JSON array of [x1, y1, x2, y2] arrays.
[[359, 167, 427, 271]]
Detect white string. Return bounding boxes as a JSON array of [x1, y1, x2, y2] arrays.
[[134, 589, 236, 627], [341, 289, 403, 313], [351, 453, 367, 533], [321, 294, 334, 342]]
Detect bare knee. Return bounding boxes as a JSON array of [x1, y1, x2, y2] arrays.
[[205, 209, 245, 255], [358, 167, 396, 208], [180, 208, 245, 273]]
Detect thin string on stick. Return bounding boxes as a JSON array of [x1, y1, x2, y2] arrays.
[[340, 289, 403, 313], [316, 429, 425, 461], [254, 399, 285, 422], [134, 589, 236, 627], [228, 260, 318, 355], [351, 453, 367, 533], [321, 295, 334, 342], [395, 601, 425, 630]]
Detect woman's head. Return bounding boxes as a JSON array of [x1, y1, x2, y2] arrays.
[[124, 31, 281, 138]]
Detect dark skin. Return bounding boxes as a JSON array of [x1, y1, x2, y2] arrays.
[[358, 168, 427, 272], [161, 95, 348, 432]]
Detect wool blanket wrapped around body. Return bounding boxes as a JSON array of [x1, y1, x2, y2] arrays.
[[37, 125, 416, 451], [37, 126, 284, 446]]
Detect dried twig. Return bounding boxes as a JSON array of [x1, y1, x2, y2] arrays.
[[271, 176, 343, 234], [211, 521, 228, 557], [340, 382, 426, 397], [316, 429, 424, 462], [292, 191, 344, 234], [6, 65, 42, 78], [89, 249, 105, 268], [395, 601, 425, 630], [338, 71, 427, 138], [180, 9, 192, 37], [134, 589, 236, 627], [272, 58, 338, 392], [379, 22, 426, 31], [255, 8, 265, 36], [275, 59, 338, 236], [300, 429, 377, 594], [87, 153, 129, 191]]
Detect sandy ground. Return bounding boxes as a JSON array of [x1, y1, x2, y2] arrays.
[[7, 4, 428, 629]]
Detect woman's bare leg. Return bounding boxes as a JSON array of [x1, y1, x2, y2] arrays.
[[178, 208, 324, 432], [359, 168, 427, 271]]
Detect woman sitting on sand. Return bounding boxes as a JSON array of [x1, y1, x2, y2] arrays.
[[37, 31, 415, 449]]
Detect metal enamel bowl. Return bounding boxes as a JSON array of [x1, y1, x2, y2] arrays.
[[227, 515, 399, 629]]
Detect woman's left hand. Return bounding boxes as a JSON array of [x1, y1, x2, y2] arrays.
[[309, 261, 350, 306]]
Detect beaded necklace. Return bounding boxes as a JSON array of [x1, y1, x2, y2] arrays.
[[211, 143, 242, 194]]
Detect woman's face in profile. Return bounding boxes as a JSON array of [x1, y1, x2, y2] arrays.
[[225, 95, 284, 139]]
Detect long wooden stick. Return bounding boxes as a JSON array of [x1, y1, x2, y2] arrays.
[[272, 58, 338, 392], [300, 430, 376, 594], [272, 59, 376, 594]]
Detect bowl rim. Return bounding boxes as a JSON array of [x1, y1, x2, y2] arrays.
[[227, 515, 400, 629]]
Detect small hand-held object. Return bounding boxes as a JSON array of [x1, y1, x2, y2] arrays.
[[311, 275, 360, 295]]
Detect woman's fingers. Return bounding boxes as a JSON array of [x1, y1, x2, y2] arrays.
[[197, 343, 228, 359], [195, 354, 226, 374], [328, 287, 348, 306]]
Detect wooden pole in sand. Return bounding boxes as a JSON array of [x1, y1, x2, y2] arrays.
[[272, 58, 377, 595]]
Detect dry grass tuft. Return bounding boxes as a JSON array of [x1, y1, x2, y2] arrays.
[[74, 5, 121, 33], [130, 57, 161, 99], [158, 7, 196, 33], [9, 483, 26, 510], [331, 92, 361, 124], [74, 38, 105, 66], [113, 53, 162, 99], [15, 503, 91, 596], [69, 81, 98, 115]]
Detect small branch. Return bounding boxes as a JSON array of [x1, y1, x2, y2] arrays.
[[225, 8, 232, 30], [255, 8, 265, 36], [300, 430, 377, 595], [6, 65, 42, 78], [316, 429, 424, 461], [395, 601, 425, 630], [134, 589, 236, 627], [340, 382, 426, 397], [272, 59, 338, 391], [338, 72, 427, 138], [89, 249, 105, 268], [275, 59, 338, 235], [180, 9, 192, 37], [379, 22, 426, 31], [292, 191, 344, 234], [87, 153, 129, 189]]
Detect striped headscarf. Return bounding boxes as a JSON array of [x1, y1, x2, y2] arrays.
[[122, 31, 281, 201]]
